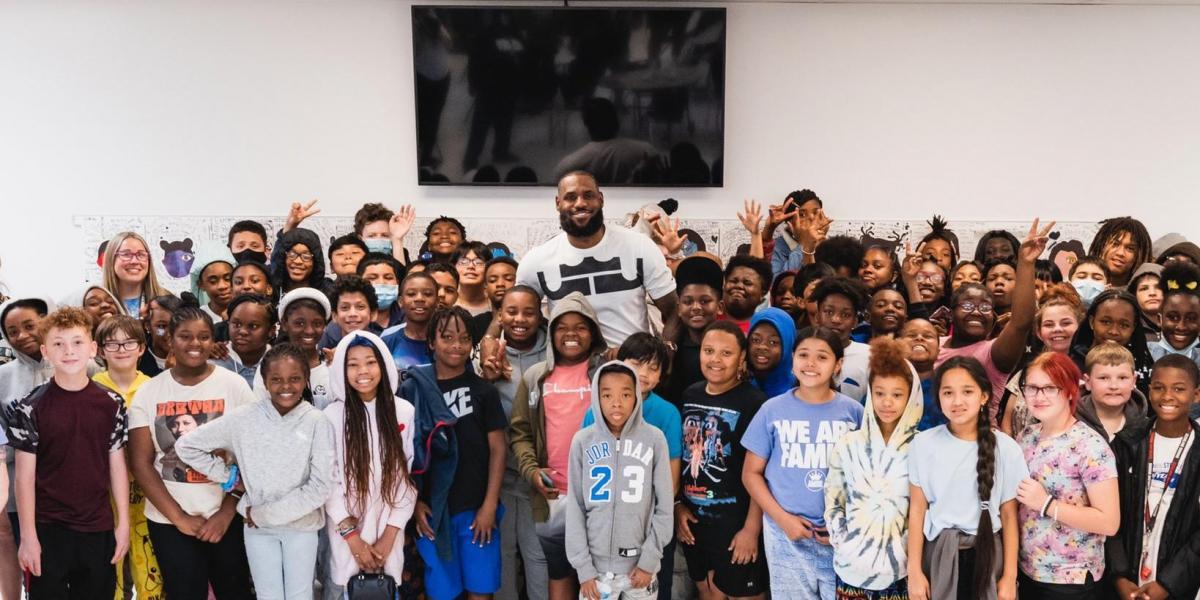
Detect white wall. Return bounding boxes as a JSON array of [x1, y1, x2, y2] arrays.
[[2, 0, 1199, 299]]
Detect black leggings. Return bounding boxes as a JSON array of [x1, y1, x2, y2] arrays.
[[146, 518, 253, 600]]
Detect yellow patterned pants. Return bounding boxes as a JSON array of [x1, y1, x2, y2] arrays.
[[114, 482, 164, 600]]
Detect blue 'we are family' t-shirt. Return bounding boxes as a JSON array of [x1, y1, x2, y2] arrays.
[[740, 389, 862, 526]]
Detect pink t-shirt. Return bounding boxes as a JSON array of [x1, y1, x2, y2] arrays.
[[934, 338, 1008, 423], [543, 361, 592, 491]]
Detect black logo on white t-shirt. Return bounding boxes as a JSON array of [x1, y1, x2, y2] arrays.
[[536, 256, 644, 301]]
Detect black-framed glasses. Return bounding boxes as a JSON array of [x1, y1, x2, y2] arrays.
[[1021, 384, 1061, 399], [959, 301, 994, 314], [103, 340, 141, 352]]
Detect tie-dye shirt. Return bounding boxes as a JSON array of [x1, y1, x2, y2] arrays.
[[1018, 420, 1117, 584], [823, 362, 925, 591]]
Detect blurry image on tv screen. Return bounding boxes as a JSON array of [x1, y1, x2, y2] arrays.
[[413, 6, 726, 186]]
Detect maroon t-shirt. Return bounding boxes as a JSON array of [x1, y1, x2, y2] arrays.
[[3, 379, 127, 532]]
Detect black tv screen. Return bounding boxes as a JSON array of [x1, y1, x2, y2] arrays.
[[412, 6, 726, 186]]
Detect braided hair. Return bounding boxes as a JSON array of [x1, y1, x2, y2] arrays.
[[260, 342, 311, 381], [168, 292, 213, 336], [341, 338, 413, 518], [1088, 217, 1152, 284], [933, 356, 998, 595]]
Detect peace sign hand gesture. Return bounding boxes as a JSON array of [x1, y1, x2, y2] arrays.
[[1018, 218, 1056, 264], [901, 241, 927, 281], [284, 199, 321, 233]]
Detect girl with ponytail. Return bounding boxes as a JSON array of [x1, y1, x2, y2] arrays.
[[906, 356, 1028, 600]]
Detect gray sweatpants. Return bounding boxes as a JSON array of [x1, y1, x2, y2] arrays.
[[498, 475, 549, 600]]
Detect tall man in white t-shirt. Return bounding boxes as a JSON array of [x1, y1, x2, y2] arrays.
[[514, 171, 680, 351]]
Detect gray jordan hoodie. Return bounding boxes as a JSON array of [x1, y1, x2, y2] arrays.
[[565, 360, 672, 581]]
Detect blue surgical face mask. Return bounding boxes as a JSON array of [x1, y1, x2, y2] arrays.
[[1072, 279, 1105, 307], [373, 284, 399, 309], [364, 238, 393, 255]]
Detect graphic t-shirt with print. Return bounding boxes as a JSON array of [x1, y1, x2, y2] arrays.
[[382, 324, 432, 372], [680, 381, 765, 521], [542, 361, 592, 491], [437, 371, 508, 515], [516, 225, 675, 348], [740, 390, 862, 526], [1018, 420, 1118, 584], [128, 367, 257, 524]]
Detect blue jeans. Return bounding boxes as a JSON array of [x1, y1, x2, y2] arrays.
[[763, 515, 836, 599], [243, 526, 319, 600]]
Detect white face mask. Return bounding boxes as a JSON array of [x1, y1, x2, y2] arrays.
[[1073, 280, 1105, 307], [364, 238, 393, 255]]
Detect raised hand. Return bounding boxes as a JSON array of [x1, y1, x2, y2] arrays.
[[901, 241, 927, 280], [390, 204, 416, 241], [1018, 218, 1056, 263], [647, 214, 684, 256], [792, 207, 831, 252], [480, 339, 512, 381], [284, 199, 321, 233], [737, 199, 763, 235], [768, 202, 798, 228]]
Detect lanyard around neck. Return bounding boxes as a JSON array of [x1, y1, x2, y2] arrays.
[[1144, 429, 1192, 538]]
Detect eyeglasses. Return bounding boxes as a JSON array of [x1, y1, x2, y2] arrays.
[[286, 251, 315, 263], [103, 340, 141, 352], [1021, 384, 1061, 399], [959, 301, 994, 314], [915, 273, 945, 284], [456, 258, 485, 267], [115, 250, 150, 262]]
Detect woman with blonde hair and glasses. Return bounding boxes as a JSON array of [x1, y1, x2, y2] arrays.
[[103, 231, 169, 319]]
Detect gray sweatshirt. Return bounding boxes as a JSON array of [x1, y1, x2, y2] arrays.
[[175, 398, 335, 531], [565, 360, 673, 581]]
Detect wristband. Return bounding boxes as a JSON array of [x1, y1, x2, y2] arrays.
[[341, 528, 360, 541], [1039, 495, 1054, 518], [221, 465, 240, 493]]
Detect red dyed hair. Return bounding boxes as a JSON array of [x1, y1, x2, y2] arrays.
[[1027, 351, 1083, 414]]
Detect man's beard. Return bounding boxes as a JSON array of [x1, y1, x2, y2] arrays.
[[559, 207, 605, 238]]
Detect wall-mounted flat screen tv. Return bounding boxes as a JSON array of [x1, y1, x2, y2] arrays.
[[412, 6, 726, 186]]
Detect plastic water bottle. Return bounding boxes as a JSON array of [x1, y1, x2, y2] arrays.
[[596, 577, 613, 600]]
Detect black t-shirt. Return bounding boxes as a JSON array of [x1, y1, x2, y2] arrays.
[[137, 348, 164, 378], [679, 380, 765, 522], [467, 311, 492, 347], [660, 336, 703, 409], [437, 370, 507, 515]]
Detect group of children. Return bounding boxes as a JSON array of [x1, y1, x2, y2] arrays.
[[3, 173, 1200, 600]]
